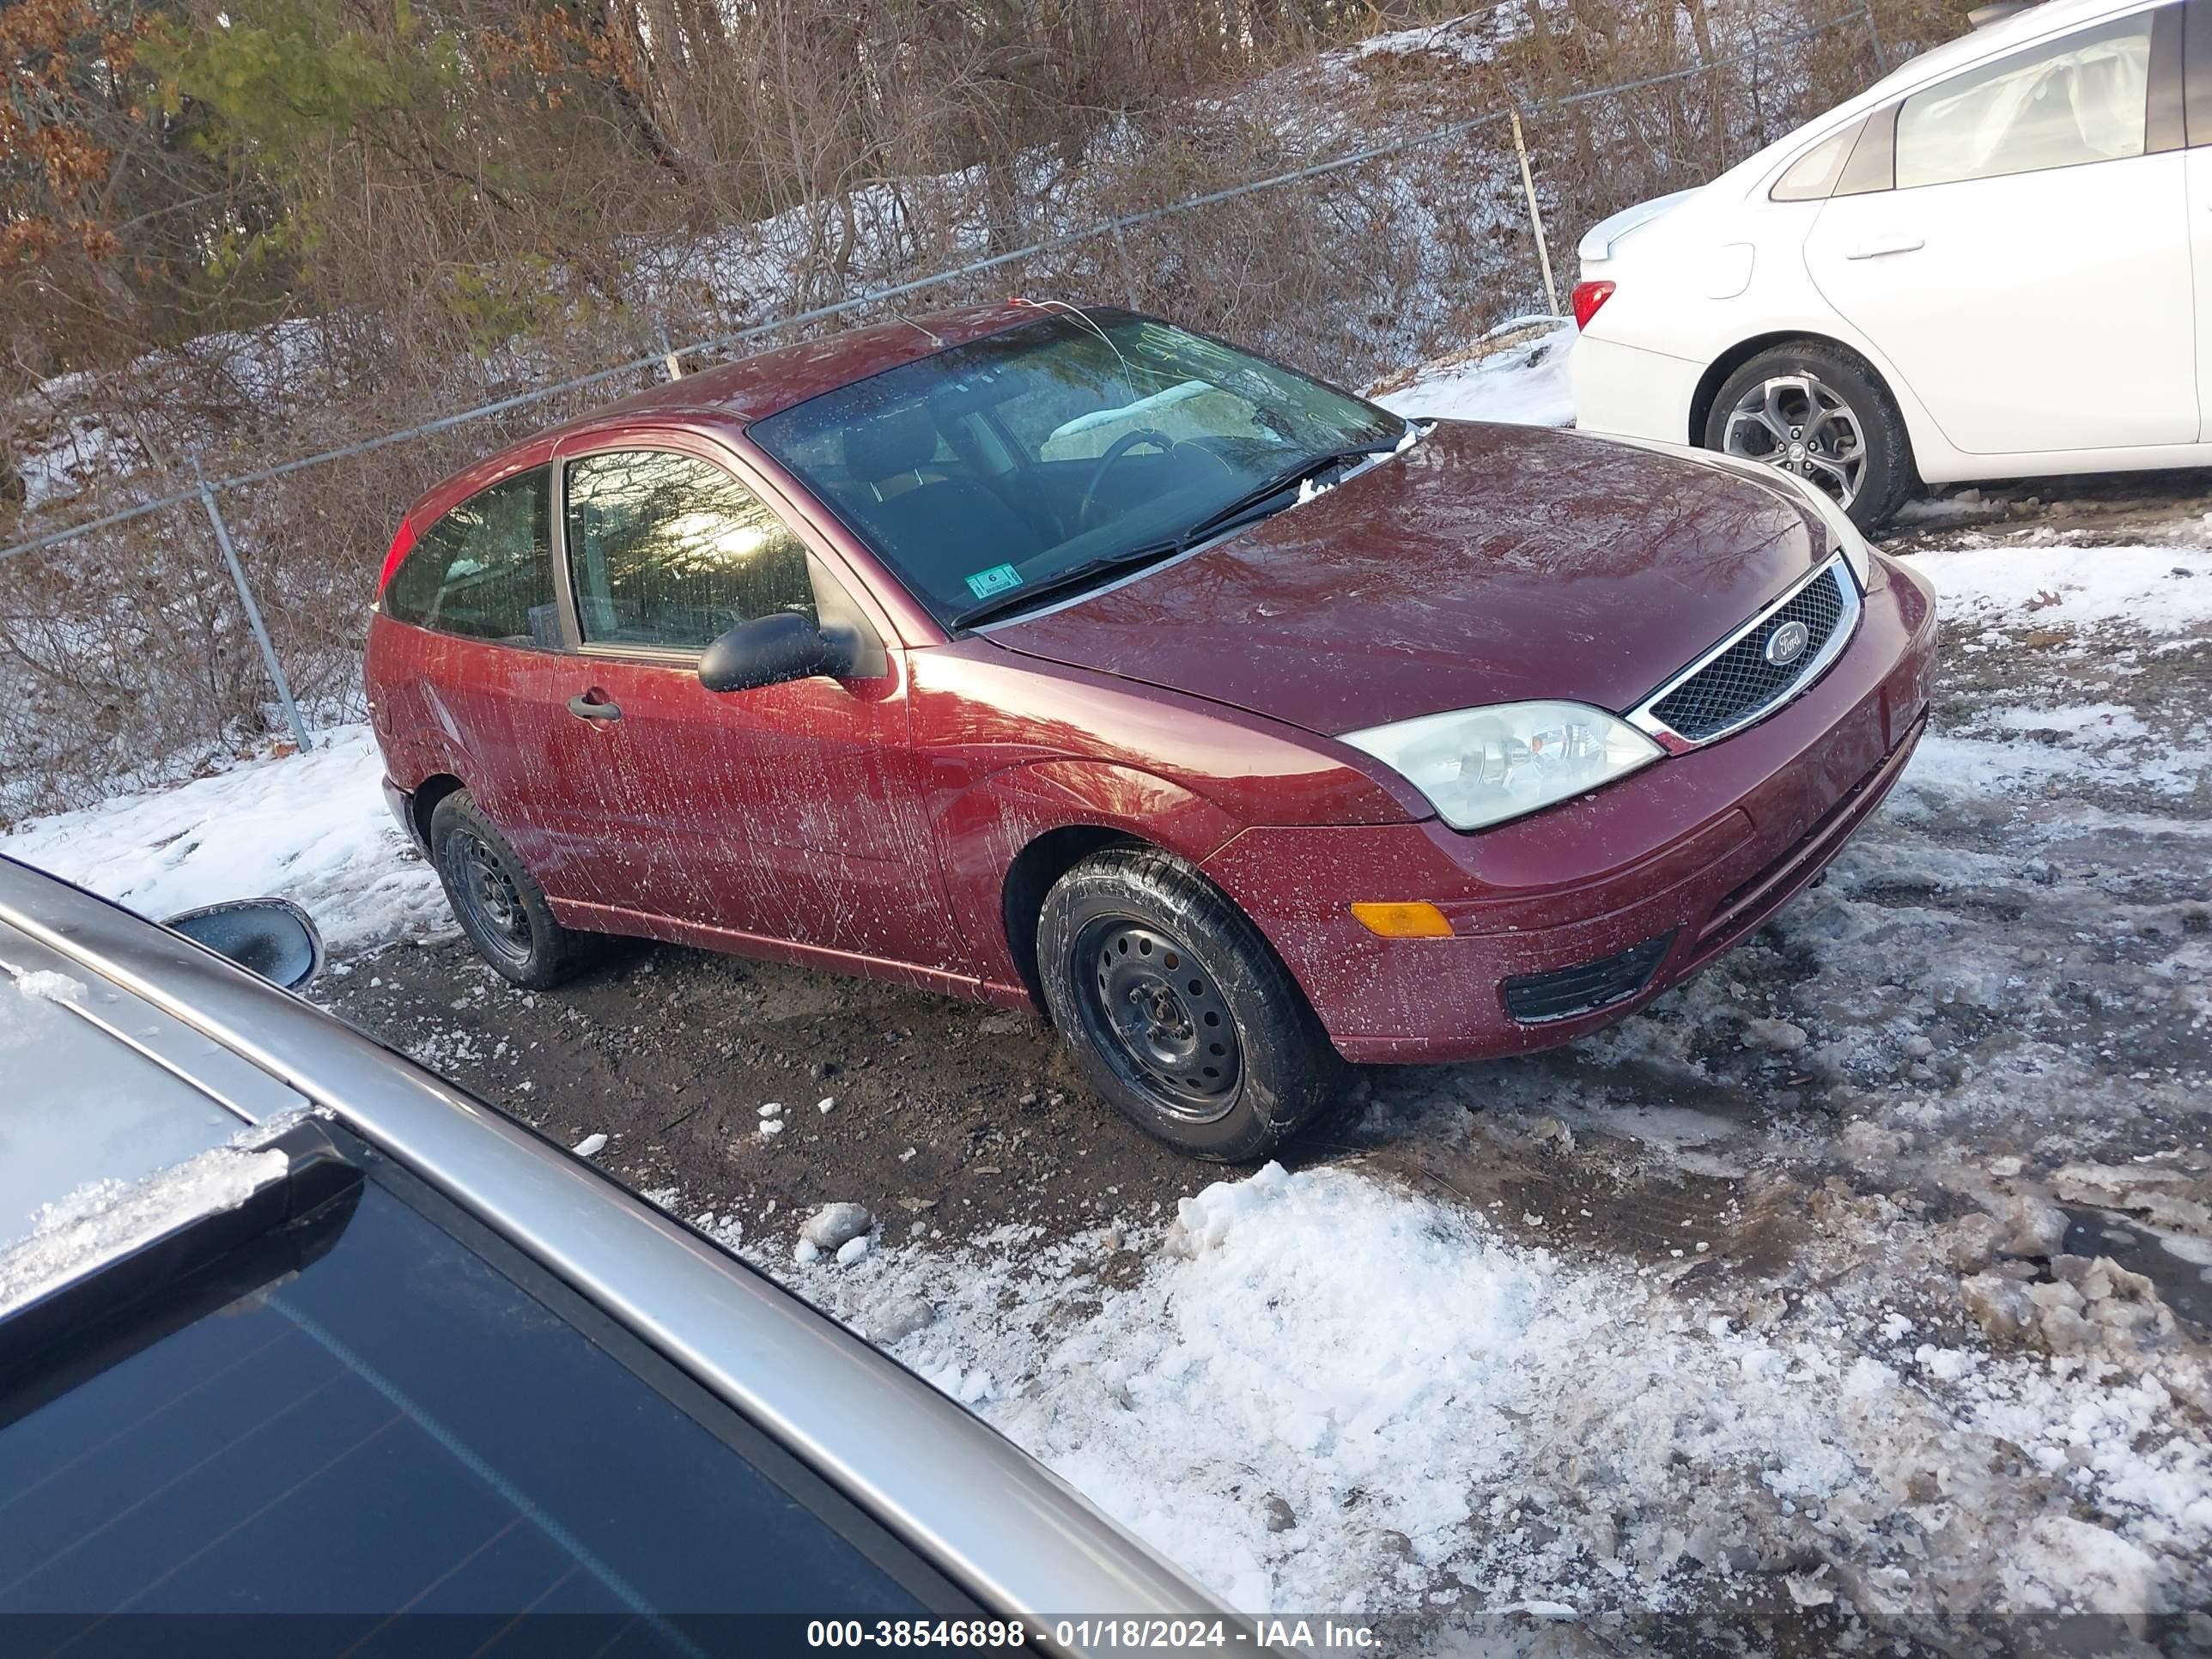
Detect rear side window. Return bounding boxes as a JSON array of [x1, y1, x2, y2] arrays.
[[1895, 10, 2154, 188], [383, 469, 559, 647], [564, 450, 817, 651], [0, 1137, 969, 1630], [1768, 118, 1864, 200]]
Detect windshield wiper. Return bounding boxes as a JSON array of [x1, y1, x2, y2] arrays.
[[951, 542, 1190, 629], [1174, 435, 1409, 546], [950, 430, 1411, 631]]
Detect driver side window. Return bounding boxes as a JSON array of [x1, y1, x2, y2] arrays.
[[564, 451, 817, 652]]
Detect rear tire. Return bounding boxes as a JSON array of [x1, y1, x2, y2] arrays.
[[429, 790, 598, 989], [1705, 339, 1915, 532], [1037, 848, 1346, 1162]]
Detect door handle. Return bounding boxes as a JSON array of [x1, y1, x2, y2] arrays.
[[567, 691, 622, 721], [1844, 234, 1924, 260]]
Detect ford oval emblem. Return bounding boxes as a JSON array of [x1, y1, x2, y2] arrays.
[[1765, 619, 1810, 667]]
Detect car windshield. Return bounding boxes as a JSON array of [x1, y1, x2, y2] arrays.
[[748, 308, 1406, 626]]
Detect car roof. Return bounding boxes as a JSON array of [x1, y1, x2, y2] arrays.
[[1697, 0, 2158, 203], [398, 301, 1047, 535], [0, 854, 1230, 1639], [549, 301, 1036, 440], [1863, 0, 2152, 100]]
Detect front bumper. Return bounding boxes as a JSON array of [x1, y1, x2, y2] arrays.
[[1201, 551, 1937, 1064]]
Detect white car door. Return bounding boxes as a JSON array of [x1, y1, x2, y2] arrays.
[[1803, 4, 2196, 457], [2187, 0, 2212, 433]]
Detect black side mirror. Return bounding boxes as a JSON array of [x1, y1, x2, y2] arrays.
[[163, 898, 325, 993], [698, 612, 846, 693]]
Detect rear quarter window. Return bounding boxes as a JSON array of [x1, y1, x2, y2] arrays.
[[383, 469, 560, 647], [0, 1132, 972, 1634]]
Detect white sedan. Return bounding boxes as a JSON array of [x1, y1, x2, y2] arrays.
[[1570, 0, 2193, 526]]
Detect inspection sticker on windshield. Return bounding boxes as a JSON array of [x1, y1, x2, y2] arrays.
[[963, 563, 1024, 600]]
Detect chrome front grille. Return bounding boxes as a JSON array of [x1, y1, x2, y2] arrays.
[[1632, 556, 1860, 746]]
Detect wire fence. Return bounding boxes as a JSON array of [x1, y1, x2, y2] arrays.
[[0, 2, 1892, 801]]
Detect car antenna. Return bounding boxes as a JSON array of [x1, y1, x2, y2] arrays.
[[894, 313, 945, 348], [1008, 296, 1135, 398]]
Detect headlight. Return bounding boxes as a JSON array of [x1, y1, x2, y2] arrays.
[[1341, 701, 1663, 832]]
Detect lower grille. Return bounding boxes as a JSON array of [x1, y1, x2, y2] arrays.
[[1650, 563, 1850, 742], [1501, 930, 1677, 1024]]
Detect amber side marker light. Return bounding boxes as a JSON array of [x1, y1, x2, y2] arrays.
[[1350, 902, 1455, 939]]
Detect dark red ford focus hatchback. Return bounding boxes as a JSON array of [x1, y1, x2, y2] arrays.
[[366, 303, 1936, 1158]]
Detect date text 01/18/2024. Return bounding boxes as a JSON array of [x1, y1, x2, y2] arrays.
[[803, 1620, 1382, 1651]]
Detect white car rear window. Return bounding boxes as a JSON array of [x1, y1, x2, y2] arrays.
[[1895, 10, 2153, 189]]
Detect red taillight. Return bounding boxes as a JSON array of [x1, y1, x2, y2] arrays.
[[377, 518, 416, 596], [1571, 279, 1616, 330]]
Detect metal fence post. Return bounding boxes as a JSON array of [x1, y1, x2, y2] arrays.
[[192, 459, 313, 754], [1510, 110, 1564, 319], [1108, 222, 1141, 312], [1863, 0, 1889, 75]]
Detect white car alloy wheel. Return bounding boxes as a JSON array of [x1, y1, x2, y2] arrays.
[[1720, 373, 1867, 511]]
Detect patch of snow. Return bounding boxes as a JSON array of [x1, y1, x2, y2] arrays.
[[10, 968, 85, 1004], [570, 1133, 608, 1158], [800, 1160, 2212, 1627], [0, 1144, 289, 1316], [1901, 724, 2211, 808], [1371, 325, 1576, 429], [0, 725, 442, 951], [1351, 7, 1525, 64], [1906, 544, 2212, 637]]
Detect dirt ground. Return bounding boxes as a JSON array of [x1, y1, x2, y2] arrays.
[[315, 465, 2212, 1324]]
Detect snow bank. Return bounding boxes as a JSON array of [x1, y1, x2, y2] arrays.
[[800, 1161, 2212, 1632], [1885, 544, 2212, 811], [1903, 705, 2212, 807], [1371, 325, 1576, 429], [0, 724, 441, 951], [1907, 543, 2212, 637]]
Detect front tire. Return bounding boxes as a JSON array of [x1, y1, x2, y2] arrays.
[[1705, 340, 1915, 531], [1037, 848, 1346, 1161], [429, 790, 598, 989]]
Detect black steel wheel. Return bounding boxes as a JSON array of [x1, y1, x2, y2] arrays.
[[1073, 916, 1243, 1122], [451, 826, 533, 969], [428, 789, 599, 989], [1037, 847, 1346, 1161]]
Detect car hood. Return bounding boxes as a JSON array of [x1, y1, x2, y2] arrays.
[[983, 420, 1826, 738]]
